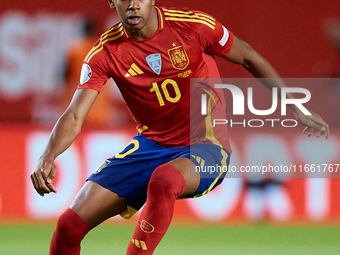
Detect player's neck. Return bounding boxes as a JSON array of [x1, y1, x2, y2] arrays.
[[124, 7, 159, 40]]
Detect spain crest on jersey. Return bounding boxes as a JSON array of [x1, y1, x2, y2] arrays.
[[167, 45, 189, 70], [146, 54, 162, 75]]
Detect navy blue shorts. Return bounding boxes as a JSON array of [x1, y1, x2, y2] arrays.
[[87, 133, 230, 219]]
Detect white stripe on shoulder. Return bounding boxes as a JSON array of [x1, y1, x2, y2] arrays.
[[219, 25, 230, 47]]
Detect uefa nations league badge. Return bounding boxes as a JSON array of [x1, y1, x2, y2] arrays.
[[79, 63, 92, 84], [146, 54, 162, 75]]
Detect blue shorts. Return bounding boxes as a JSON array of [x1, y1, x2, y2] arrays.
[[87, 133, 230, 219]]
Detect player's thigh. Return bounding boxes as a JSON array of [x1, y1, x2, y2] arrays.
[[171, 143, 231, 199], [70, 180, 127, 227], [167, 157, 200, 197]]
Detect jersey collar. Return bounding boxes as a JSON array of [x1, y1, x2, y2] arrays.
[[123, 6, 164, 41]]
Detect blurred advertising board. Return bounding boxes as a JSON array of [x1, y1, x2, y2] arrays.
[[0, 125, 339, 223]]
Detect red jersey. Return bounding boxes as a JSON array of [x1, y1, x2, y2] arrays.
[[78, 6, 234, 153]]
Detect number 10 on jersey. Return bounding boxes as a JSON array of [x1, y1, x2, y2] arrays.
[[150, 79, 181, 106]]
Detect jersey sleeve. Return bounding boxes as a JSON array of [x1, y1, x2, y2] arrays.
[[190, 10, 234, 58], [77, 42, 111, 92], [206, 19, 234, 57]]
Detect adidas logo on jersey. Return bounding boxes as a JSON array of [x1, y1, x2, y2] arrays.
[[125, 63, 144, 77]]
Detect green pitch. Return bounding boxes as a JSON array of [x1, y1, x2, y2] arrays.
[[0, 224, 340, 255]]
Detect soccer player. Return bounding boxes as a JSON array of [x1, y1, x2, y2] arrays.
[[30, 0, 330, 254]]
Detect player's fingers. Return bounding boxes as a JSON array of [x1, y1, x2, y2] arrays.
[[309, 120, 324, 131], [30, 173, 44, 197], [46, 183, 57, 193], [45, 182, 57, 194], [319, 124, 330, 139], [308, 128, 317, 137], [325, 126, 330, 139], [316, 127, 326, 138], [309, 116, 330, 139], [41, 163, 57, 191], [30, 174, 42, 196], [35, 169, 52, 194], [46, 164, 57, 183], [303, 126, 310, 134], [41, 167, 50, 182], [303, 118, 325, 133], [46, 175, 57, 194], [46, 167, 57, 193], [308, 120, 329, 139]]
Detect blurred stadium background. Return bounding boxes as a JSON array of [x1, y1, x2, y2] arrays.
[[1, 0, 340, 254]]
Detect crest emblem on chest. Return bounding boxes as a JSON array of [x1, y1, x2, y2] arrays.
[[146, 54, 162, 75], [167, 45, 189, 70]]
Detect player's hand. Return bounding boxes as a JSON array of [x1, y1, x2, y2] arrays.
[[293, 108, 330, 139], [31, 159, 57, 196]]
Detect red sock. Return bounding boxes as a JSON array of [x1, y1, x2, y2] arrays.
[[127, 164, 186, 255], [50, 208, 92, 255]]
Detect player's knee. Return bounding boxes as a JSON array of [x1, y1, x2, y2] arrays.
[[56, 209, 77, 238], [56, 208, 91, 241], [148, 164, 186, 198]]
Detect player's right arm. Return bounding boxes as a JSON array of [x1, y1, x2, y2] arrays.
[[30, 88, 98, 196]]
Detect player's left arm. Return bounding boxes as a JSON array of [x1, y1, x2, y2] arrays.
[[223, 36, 330, 139]]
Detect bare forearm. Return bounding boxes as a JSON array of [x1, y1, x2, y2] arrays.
[[31, 88, 98, 196], [241, 49, 299, 113], [40, 112, 82, 161], [225, 37, 299, 113], [224, 36, 329, 138]]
